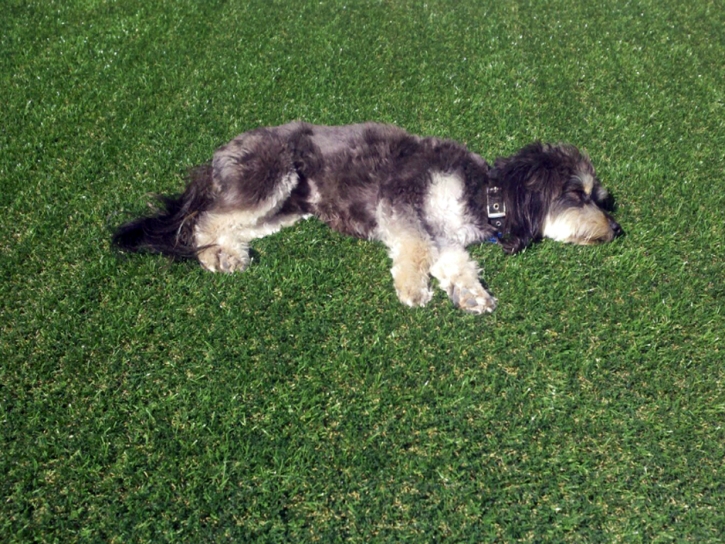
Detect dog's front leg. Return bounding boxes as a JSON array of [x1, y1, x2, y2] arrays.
[[388, 236, 436, 308], [430, 247, 497, 314], [376, 202, 436, 307]]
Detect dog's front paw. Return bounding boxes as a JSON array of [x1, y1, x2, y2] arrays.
[[198, 246, 249, 273], [396, 283, 434, 308], [451, 285, 497, 314]]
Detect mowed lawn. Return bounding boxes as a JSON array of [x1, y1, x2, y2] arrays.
[[1, 0, 723, 541]]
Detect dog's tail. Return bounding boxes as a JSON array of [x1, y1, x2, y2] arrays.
[[113, 164, 214, 258]]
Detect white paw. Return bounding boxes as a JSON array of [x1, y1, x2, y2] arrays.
[[451, 285, 497, 314], [197, 246, 249, 273], [396, 284, 434, 308]]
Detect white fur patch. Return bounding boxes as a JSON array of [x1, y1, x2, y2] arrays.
[[424, 172, 483, 246], [542, 205, 612, 244], [196, 209, 308, 248]]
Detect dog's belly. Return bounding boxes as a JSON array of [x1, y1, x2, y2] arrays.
[[303, 176, 379, 239]]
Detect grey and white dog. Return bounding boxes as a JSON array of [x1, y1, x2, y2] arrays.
[[114, 122, 621, 313]]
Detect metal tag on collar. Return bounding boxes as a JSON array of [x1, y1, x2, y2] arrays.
[[487, 186, 506, 219]]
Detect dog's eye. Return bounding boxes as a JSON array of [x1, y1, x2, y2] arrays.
[[593, 187, 614, 210]]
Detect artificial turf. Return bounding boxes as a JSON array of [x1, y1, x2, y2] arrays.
[[1, 0, 724, 541]]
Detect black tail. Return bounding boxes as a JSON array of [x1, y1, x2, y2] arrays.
[[113, 164, 214, 258]]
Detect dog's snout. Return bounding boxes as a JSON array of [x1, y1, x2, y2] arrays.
[[609, 216, 623, 237]]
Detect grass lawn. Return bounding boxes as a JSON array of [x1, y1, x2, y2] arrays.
[[2, 0, 723, 541]]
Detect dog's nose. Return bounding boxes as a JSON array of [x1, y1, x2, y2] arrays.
[[609, 217, 623, 237]]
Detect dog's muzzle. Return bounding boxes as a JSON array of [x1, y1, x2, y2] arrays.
[[608, 215, 623, 238]]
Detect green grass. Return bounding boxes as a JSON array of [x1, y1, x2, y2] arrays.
[[1, 0, 724, 541]]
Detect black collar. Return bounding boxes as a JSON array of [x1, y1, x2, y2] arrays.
[[486, 186, 506, 233]]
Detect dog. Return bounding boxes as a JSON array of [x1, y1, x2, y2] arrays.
[[113, 122, 622, 313]]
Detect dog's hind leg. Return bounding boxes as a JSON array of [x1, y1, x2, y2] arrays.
[[194, 129, 304, 273], [194, 190, 298, 273], [376, 202, 437, 307], [194, 206, 306, 273], [430, 246, 497, 314]]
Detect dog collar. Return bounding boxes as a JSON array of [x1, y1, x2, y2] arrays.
[[486, 186, 506, 233]]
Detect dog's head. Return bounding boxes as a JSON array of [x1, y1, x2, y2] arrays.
[[490, 142, 622, 254]]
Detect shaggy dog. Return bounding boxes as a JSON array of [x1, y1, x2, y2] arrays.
[[113, 122, 622, 313]]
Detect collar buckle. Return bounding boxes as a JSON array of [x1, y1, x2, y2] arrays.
[[486, 186, 506, 226]]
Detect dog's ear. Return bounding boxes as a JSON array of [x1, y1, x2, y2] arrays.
[[493, 142, 559, 254], [487, 164, 534, 253], [501, 185, 547, 254]]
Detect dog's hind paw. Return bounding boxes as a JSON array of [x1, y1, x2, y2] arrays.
[[452, 286, 497, 314], [198, 246, 250, 273]]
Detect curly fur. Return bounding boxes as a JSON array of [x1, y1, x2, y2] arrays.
[[113, 122, 622, 313]]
